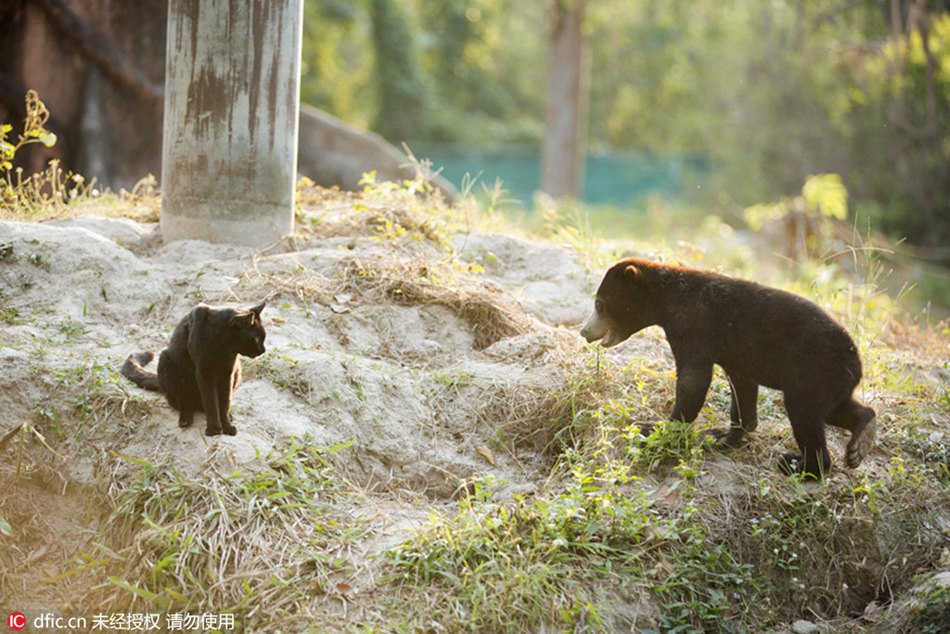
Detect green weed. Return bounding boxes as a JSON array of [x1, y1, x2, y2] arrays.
[[649, 501, 757, 634], [0, 288, 19, 324]]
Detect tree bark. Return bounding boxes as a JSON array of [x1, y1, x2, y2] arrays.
[[540, 0, 589, 200]]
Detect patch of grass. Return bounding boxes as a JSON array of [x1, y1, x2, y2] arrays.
[[57, 315, 90, 341], [650, 500, 758, 633], [387, 468, 651, 631], [336, 256, 530, 350], [561, 350, 713, 478], [385, 441, 759, 632], [295, 171, 458, 247], [245, 353, 316, 403], [0, 288, 20, 324], [30, 357, 150, 446], [80, 439, 360, 629], [905, 580, 950, 634]]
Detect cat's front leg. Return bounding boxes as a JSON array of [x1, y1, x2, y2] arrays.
[[218, 370, 237, 435], [196, 369, 223, 436]]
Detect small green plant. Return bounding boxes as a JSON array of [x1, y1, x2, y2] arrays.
[[57, 315, 90, 341], [2, 90, 56, 209], [744, 173, 847, 230], [1, 90, 57, 183], [0, 288, 19, 324], [357, 170, 450, 245], [1, 90, 96, 218], [907, 581, 950, 634], [432, 368, 474, 388], [630, 418, 712, 476]]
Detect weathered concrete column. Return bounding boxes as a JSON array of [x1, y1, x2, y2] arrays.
[[161, 0, 302, 246]]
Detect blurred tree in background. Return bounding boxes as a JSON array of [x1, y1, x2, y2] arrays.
[[299, 0, 950, 255], [369, 0, 431, 142], [299, 0, 375, 128]]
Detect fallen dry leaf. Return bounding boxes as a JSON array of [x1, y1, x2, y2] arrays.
[[476, 445, 496, 466]]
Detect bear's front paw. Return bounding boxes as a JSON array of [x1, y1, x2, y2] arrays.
[[846, 416, 876, 468], [637, 422, 657, 437], [222, 423, 237, 436], [710, 426, 745, 448]]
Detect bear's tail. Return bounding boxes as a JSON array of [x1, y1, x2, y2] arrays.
[[121, 351, 162, 392]]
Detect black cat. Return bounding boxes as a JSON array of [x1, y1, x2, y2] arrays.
[[122, 303, 266, 436]]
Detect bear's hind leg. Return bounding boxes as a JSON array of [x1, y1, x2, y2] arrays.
[[715, 373, 759, 447], [780, 395, 832, 479], [828, 398, 876, 468]]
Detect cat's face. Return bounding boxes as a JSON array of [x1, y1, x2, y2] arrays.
[[231, 302, 267, 358]]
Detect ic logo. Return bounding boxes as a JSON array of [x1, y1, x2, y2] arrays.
[[7, 611, 26, 630]]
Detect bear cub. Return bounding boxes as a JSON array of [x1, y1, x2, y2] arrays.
[[122, 302, 266, 436], [581, 258, 875, 478]]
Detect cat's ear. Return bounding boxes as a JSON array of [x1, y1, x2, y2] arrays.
[[250, 302, 265, 317]]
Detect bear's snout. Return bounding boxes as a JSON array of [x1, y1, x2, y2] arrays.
[[580, 308, 609, 343]]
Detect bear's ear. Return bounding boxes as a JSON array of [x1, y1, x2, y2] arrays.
[[250, 302, 265, 317], [624, 264, 640, 281]]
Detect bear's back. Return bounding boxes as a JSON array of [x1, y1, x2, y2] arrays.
[[660, 267, 861, 392]]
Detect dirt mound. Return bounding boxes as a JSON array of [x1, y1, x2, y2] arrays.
[[1, 215, 590, 489], [2, 208, 947, 633], [0, 213, 594, 613]]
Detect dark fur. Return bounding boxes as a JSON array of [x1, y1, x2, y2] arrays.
[[581, 258, 876, 478], [121, 303, 267, 436]]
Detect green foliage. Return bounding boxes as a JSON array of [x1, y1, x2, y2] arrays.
[[802, 174, 848, 222], [369, 0, 431, 141], [744, 173, 848, 233], [299, 1, 375, 128], [651, 502, 757, 634], [1, 90, 57, 205], [852, 12, 950, 250], [389, 464, 651, 631], [0, 89, 57, 176], [908, 581, 950, 634], [299, 1, 950, 250]]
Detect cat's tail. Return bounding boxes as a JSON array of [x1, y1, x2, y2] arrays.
[[121, 351, 162, 391]]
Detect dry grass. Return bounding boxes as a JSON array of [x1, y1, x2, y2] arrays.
[[338, 256, 534, 350], [80, 441, 359, 630]]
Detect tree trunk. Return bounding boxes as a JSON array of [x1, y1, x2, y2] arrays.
[[161, 0, 302, 246], [540, 0, 589, 200]]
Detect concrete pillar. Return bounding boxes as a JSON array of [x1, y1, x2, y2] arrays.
[[161, 0, 302, 246]]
